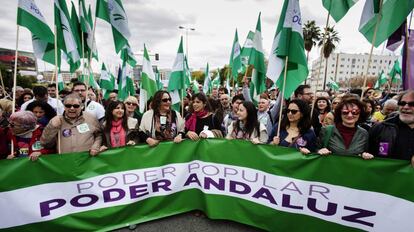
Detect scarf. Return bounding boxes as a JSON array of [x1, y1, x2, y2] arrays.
[[185, 110, 208, 132], [154, 112, 176, 141], [110, 120, 126, 147], [231, 121, 250, 140]]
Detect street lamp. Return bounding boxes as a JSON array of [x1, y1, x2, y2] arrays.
[[178, 26, 195, 60]]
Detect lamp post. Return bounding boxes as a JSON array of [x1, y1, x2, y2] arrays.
[[178, 26, 195, 60]]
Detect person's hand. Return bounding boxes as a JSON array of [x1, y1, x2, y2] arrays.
[[146, 138, 160, 147], [199, 131, 208, 139], [126, 140, 136, 146], [50, 116, 62, 127], [272, 136, 280, 145], [318, 148, 332, 156], [299, 147, 311, 155], [251, 138, 260, 144], [411, 155, 414, 167], [6, 153, 16, 159], [361, 152, 374, 160], [89, 149, 99, 156], [186, 131, 199, 141], [173, 134, 183, 143], [99, 145, 108, 152], [29, 152, 42, 161]]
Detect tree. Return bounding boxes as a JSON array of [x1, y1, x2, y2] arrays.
[[319, 26, 340, 90], [303, 20, 321, 62]]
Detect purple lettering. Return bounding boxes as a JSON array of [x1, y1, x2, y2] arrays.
[[103, 188, 125, 203], [241, 170, 258, 183], [130, 184, 149, 199], [184, 173, 202, 187], [39, 199, 66, 217], [229, 181, 251, 194], [309, 185, 330, 200], [280, 181, 303, 195], [252, 187, 277, 205], [70, 194, 99, 207], [204, 177, 225, 190], [342, 206, 376, 227], [307, 198, 337, 216], [282, 194, 303, 209], [152, 179, 171, 192]]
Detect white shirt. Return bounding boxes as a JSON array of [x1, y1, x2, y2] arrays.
[[20, 97, 64, 115], [84, 100, 105, 120]]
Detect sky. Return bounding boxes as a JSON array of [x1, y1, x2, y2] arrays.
[[0, 0, 401, 74]]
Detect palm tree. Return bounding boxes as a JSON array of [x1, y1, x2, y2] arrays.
[[319, 26, 340, 90], [303, 20, 321, 62]]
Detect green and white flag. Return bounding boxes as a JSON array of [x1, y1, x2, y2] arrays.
[[57, 73, 64, 91], [95, 0, 131, 53], [225, 71, 231, 94], [359, 0, 414, 47], [99, 63, 114, 92], [248, 13, 266, 100], [191, 80, 200, 94], [184, 55, 192, 88], [121, 44, 137, 67], [240, 31, 255, 72], [155, 67, 164, 91], [79, 0, 98, 60], [17, 0, 55, 65], [212, 69, 221, 88], [327, 78, 340, 91], [168, 37, 186, 111], [322, 0, 358, 22], [88, 71, 100, 90], [70, 1, 82, 60], [229, 29, 242, 80], [203, 63, 212, 94], [54, 0, 80, 72], [374, 70, 387, 89], [266, 0, 309, 99], [389, 59, 402, 83], [139, 44, 158, 113]]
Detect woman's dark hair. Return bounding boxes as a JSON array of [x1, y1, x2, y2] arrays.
[[191, 93, 211, 112], [26, 100, 57, 120], [17, 91, 33, 107], [362, 98, 375, 116], [208, 97, 224, 123], [151, 90, 170, 114], [280, 99, 311, 135], [235, 101, 259, 137], [315, 97, 331, 113], [104, 100, 128, 133], [334, 98, 367, 125]]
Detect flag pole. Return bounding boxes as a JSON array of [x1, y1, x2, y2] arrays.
[[54, 25, 61, 155], [277, 57, 289, 138], [405, 20, 411, 90], [361, 0, 383, 100], [311, 11, 330, 116], [10, 25, 20, 158]]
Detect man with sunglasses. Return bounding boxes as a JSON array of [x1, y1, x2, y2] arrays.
[[41, 94, 102, 156], [369, 90, 414, 166], [72, 82, 105, 121]]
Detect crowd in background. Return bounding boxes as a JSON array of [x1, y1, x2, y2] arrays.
[[0, 81, 413, 166]]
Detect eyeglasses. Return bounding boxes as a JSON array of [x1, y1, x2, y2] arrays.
[[73, 89, 86, 93], [286, 109, 299, 115], [64, 104, 81, 109], [332, 102, 340, 105], [398, 101, 414, 107], [341, 110, 360, 116], [125, 102, 137, 106], [161, 98, 172, 103]]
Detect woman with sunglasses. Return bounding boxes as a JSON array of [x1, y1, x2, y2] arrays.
[[318, 98, 373, 159], [139, 90, 185, 147], [124, 96, 141, 124], [226, 101, 267, 144], [41, 94, 102, 156], [185, 93, 223, 140], [269, 99, 317, 154]]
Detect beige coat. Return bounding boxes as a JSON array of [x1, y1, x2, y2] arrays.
[[226, 122, 268, 144], [41, 112, 102, 154]]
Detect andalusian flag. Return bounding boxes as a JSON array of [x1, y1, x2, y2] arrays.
[[322, 0, 359, 22], [389, 59, 402, 83], [211, 69, 221, 88], [95, 0, 131, 53], [88, 72, 100, 90], [203, 63, 212, 94], [121, 44, 137, 67], [54, 0, 80, 72], [117, 65, 128, 100], [99, 63, 114, 90], [359, 0, 414, 47], [374, 70, 388, 88], [139, 44, 157, 113], [70, 1, 82, 59], [168, 37, 185, 111], [327, 78, 340, 91], [17, 0, 55, 65], [229, 29, 242, 80], [240, 31, 255, 72], [155, 67, 163, 91], [248, 13, 266, 99], [57, 73, 64, 91], [184, 55, 192, 88], [266, 0, 309, 99], [79, 0, 98, 60]]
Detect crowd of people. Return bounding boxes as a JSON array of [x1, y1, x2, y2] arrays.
[[0, 81, 413, 166]]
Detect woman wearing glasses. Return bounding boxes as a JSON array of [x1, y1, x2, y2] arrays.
[[100, 101, 139, 152], [226, 101, 267, 144], [139, 90, 185, 147], [124, 96, 141, 124], [41, 94, 102, 156], [318, 98, 373, 159], [269, 99, 317, 154]]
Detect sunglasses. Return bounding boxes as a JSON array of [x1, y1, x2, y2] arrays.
[[398, 101, 414, 107], [161, 98, 172, 103], [286, 109, 299, 115], [341, 110, 360, 116], [125, 102, 137, 106], [64, 104, 81, 109]]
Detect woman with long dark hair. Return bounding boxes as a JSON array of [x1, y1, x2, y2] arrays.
[[226, 101, 267, 144], [269, 99, 317, 154], [100, 100, 139, 151], [312, 96, 331, 136], [26, 100, 57, 128], [139, 90, 185, 147], [185, 93, 223, 140]]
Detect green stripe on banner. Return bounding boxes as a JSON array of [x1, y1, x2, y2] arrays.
[[0, 140, 413, 231]]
